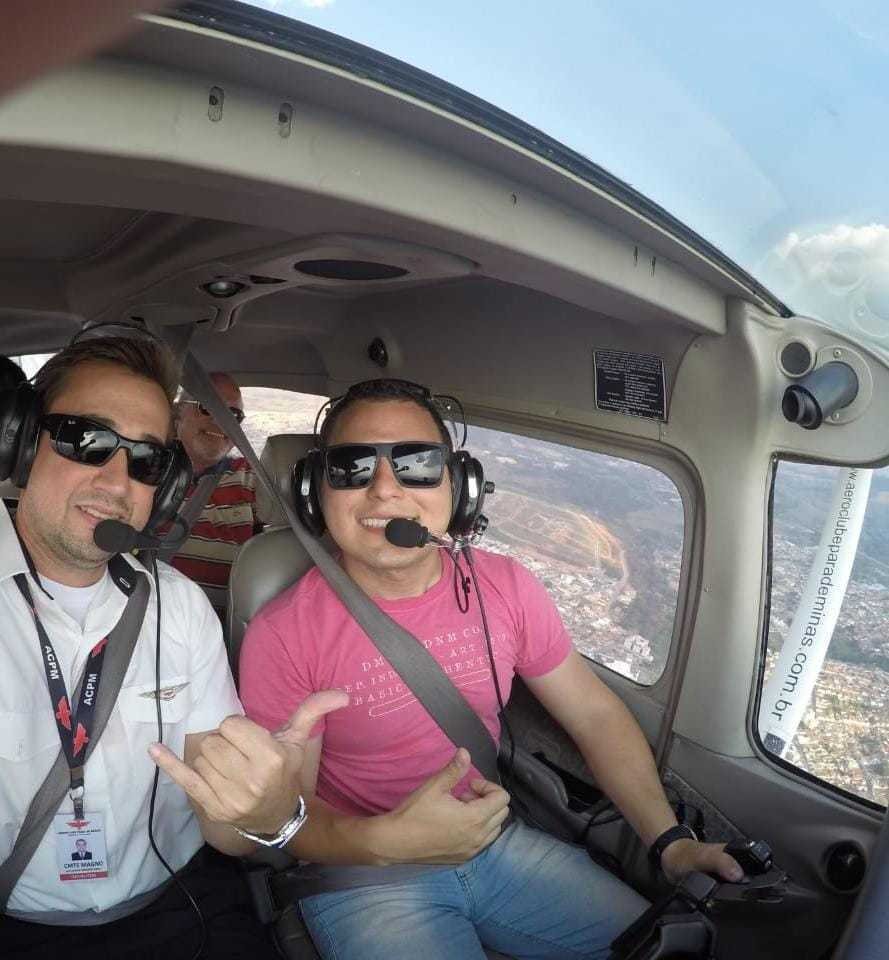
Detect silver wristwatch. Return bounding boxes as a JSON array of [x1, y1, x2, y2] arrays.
[[233, 795, 308, 848]]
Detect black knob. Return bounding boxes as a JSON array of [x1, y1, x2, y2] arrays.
[[723, 837, 773, 876]]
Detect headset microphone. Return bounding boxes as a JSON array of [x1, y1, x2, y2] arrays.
[[93, 519, 174, 554], [385, 518, 451, 549]]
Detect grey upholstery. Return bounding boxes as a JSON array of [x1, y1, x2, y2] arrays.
[[227, 434, 324, 674], [227, 527, 324, 674], [254, 432, 316, 526]]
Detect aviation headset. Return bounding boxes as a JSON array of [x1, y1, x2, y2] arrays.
[[294, 378, 490, 539], [0, 381, 192, 535]]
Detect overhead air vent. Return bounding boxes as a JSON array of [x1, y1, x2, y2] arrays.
[[249, 274, 286, 285], [202, 278, 245, 298], [294, 259, 408, 281], [779, 340, 813, 377]]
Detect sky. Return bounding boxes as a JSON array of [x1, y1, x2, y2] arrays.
[[242, 0, 889, 344]]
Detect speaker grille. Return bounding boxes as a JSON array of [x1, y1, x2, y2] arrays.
[[295, 259, 408, 281], [825, 842, 866, 893]]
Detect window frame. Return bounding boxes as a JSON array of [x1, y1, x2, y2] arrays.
[[750, 454, 887, 815]]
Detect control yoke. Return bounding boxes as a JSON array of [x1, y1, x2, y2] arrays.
[[611, 838, 787, 960]]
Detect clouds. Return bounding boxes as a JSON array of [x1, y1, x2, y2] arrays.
[[775, 224, 889, 285], [764, 224, 889, 341]]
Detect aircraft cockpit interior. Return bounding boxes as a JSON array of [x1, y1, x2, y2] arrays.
[[0, 3, 887, 959]]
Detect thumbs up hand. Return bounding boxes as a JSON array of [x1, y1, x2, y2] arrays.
[[379, 748, 511, 865], [149, 690, 349, 836]]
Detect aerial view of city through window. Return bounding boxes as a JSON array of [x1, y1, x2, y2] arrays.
[[765, 461, 889, 806], [468, 427, 684, 688]]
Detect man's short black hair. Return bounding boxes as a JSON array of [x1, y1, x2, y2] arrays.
[[319, 379, 454, 450], [0, 355, 26, 392]]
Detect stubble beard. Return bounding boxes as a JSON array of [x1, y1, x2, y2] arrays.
[[19, 495, 113, 574], [43, 520, 109, 571]]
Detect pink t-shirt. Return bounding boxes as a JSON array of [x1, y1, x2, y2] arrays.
[[239, 549, 572, 816]]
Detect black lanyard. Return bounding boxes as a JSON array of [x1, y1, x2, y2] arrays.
[[13, 555, 138, 820]]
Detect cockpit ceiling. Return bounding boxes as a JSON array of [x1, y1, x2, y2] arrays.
[[0, 12, 763, 392], [0, 185, 725, 357], [0, 191, 698, 421], [0, 7, 744, 346], [0, 199, 145, 261]]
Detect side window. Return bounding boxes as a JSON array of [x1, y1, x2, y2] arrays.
[[240, 387, 328, 451], [472, 426, 684, 685], [8, 352, 54, 379], [759, 461, 889, 807]]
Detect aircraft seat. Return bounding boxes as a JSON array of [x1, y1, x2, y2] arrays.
[[227, 433, 325, 677]]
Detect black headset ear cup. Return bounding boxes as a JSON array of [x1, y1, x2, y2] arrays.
[[0, 387, 28, 481], [294, 450, 326, 537], [447, 450, 488, 537], [448, 452, 464, 533], [6, 386, 43, 488], [145, 441, 193, 534]]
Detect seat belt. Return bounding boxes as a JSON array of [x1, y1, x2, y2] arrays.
[[0, 559, 151, 909], [155, 461, 225, 564], [179, 352, 501, 784]]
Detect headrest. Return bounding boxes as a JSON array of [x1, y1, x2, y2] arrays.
[[254, 433, 316, 526]]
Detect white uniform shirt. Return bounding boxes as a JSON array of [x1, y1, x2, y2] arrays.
[[41, 574, 106, 629], [0, 506, 242, 917]]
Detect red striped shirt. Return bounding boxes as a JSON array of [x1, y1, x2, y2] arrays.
[[170, 457, 259, 590]]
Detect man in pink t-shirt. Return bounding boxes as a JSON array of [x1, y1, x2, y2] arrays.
[[239, 379, 742, 960]]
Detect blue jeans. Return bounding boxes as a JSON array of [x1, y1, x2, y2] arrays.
[[300, 821, 648, 960]]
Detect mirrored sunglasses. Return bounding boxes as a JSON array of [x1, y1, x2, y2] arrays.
[[324, 441, 451, 490], [42, 414, 173, 486]]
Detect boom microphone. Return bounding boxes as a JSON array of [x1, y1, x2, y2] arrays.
[[385, 518, 448, 549], [94, 519, 166, 554]]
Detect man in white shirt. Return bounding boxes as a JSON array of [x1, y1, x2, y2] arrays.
[[0, 336, 344, 958]]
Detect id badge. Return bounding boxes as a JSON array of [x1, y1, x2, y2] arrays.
[[53, 811, 109, 882]]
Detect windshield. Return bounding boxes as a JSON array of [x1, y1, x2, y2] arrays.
[[239, 1, 888, 348]]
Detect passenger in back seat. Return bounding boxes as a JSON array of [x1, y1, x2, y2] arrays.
[[240, 379, 745, 960], [169, 374, 262, 605]]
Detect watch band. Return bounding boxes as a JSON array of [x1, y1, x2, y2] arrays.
[[648, 823, 697, 869], [233, 795, 308, 849]]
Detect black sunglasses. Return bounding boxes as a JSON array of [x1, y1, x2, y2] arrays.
[[41, 414, 174, 486], [324, 441, 451, 490], [182, 399, 245, 424]]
